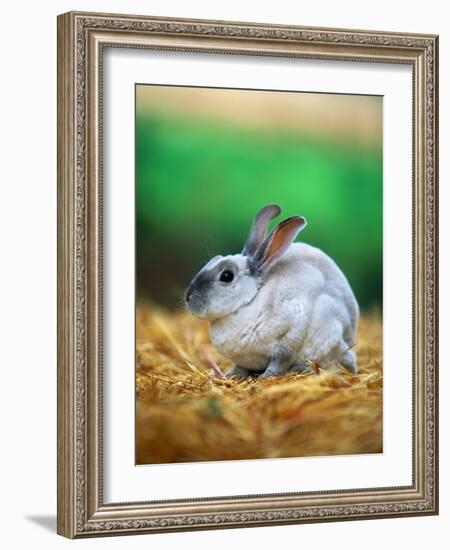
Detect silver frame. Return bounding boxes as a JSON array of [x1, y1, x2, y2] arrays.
[[57, 11, 439, 538]]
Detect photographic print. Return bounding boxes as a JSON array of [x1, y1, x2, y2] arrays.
[[135, 84, 383, 465]]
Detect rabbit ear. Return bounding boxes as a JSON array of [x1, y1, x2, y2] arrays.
[[242, 204, 281, 257], [253, 216, 307, 273]]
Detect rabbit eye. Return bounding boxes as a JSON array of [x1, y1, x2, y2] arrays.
[[219, 270, 234, 283]]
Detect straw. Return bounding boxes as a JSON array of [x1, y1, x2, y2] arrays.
[[136, 305, 383, 464]]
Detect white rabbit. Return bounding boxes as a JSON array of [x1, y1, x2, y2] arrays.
[[185, 204, 359, 378]]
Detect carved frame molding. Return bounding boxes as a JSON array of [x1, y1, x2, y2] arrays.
[[57, 11, 438, 538]]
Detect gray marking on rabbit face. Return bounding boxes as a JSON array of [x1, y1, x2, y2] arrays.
[[185, 254, 259, 321]]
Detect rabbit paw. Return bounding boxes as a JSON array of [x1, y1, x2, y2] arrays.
[[225, 365, 250, 379], [338, 349, 357, 374], [259, 361, 291, 379], [290, 363, 315, 375]]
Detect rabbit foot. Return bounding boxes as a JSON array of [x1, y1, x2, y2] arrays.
[[338, 349, 357, 374], [259, 361, 291, 379], [290, 363, 314, 375], [225, 365, 250, 379]]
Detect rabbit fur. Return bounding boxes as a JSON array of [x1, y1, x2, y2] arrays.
[[185, 205, 359, 378]]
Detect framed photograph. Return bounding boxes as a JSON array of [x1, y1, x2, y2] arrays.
[[57, 11, 439, 538]]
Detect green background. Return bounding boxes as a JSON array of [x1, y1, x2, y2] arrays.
[[136, 91, 382, 311]]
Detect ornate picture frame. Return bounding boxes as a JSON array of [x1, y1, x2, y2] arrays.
[[57, 11, 438, 538]]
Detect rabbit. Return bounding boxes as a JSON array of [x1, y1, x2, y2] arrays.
[[185, 204, 359, 379]]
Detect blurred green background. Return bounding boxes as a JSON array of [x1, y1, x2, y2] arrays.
[[136, 86, 382, 311]]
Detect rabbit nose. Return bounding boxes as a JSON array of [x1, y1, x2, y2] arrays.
[[186, 286, 194, 302]]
